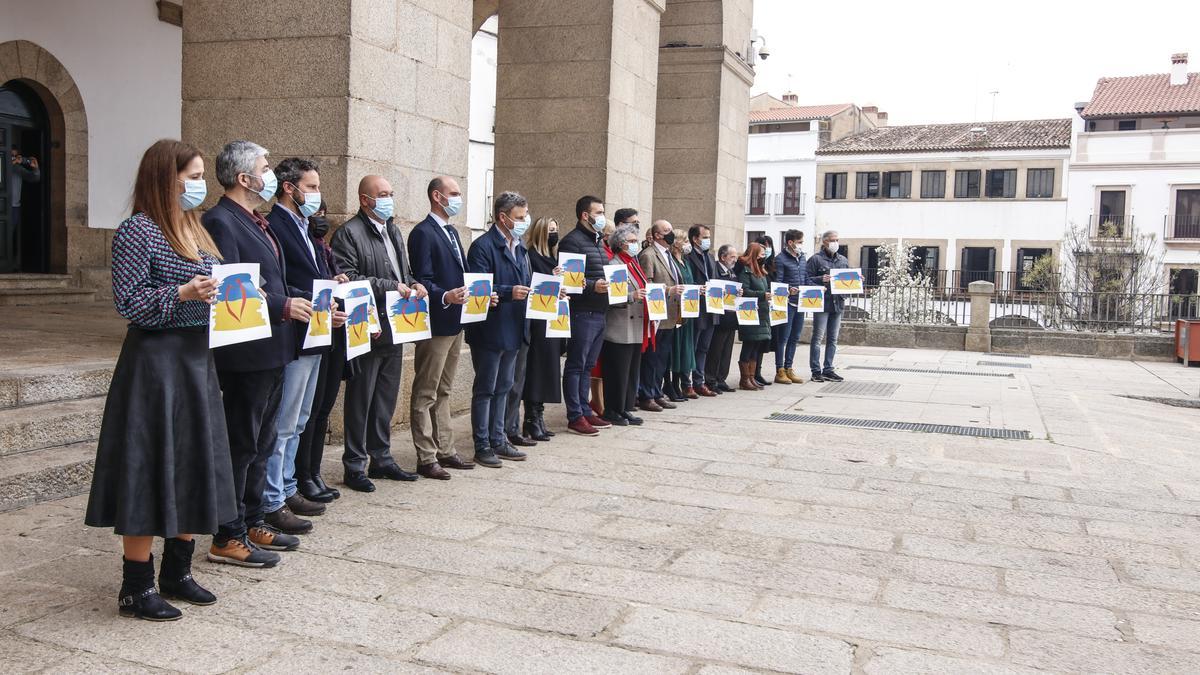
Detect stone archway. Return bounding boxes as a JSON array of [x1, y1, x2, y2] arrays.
[[0, 40, 90, 282]]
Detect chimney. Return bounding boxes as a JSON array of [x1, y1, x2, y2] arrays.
[[876, 111, 888, 127], [782, 92, 798, 105], [1171, 53, 1189, 86]]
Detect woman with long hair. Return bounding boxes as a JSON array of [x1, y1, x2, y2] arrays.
[[521, 216, 565, 439], [84, 139, 236, 621], [735, 241, 772, 391], [667, 228, 698, 400], [753, 234, 777, 387]]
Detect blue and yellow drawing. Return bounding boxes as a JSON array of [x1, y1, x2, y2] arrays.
[[706, 284, 724, 312], [771, 284, 789, 311], [550, 299, 571, 333], [562, 257, 585, 290], [345, 286, 379, 327], [647, 285, 667, 316], [770, 309, 788, 323], [737, 299, 759, 323], [310, 287, 333, 337], [530, 278, 560, 313], [608, 268, 628, 299], [682, 287, 701, 314], [347, 300, 371, 348], [831, 269, 864, 293], [213, 273, 268, 331], [466, 278, 492, 315], [390, 295, 429, 334], [724, 283, 739, 309], [800, 287, 825, 310]]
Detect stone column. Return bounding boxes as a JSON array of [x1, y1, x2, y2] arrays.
[[492, 0, 665, 225], [966, 280, 995, 352], [182, 0, 472, 228], [653, 0, 754, 243]]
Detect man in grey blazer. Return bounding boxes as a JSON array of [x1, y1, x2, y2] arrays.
[[636, 219, 683, 411]]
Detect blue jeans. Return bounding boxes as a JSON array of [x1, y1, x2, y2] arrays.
[[562, 311, 606, 421], [264, 355, 321, 513], [773, 305, 806, 369], [809, 311, 842, 375], [470, 346, 519, 450], [638, 328, 674, 400]]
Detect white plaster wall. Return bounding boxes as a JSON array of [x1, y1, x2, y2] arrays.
[[466, 15, 497, 233], [1, 0, 182, 231], [745, 130, 818, 246]]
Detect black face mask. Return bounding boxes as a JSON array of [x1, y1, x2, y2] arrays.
[[662, 231, 675, 246], [547, 232, 559, 248], [308, 215, 330, 239]]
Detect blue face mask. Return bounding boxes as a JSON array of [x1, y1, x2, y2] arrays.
[[510, 215, 530, 237], [180, 179, 206, 211], [445, 195, 463, 218], [591, 214, 606, 233], [627, 241, 641, 256], [370, 196, 394, 221], [248, 169, 277, 202], [700, 238, 711, 252], [762, 247, 773, 258], [297, 191, 321, 218]]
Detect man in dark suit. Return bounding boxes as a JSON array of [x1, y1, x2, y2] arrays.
[[331, 174, 428, 492], [406, 176, 475, 480], [464, 191, 530, 467], [685, 224, 718, 397], [262, 158, 348, 535], [706, 244, 740, 393], [203, 140, 312, 568]]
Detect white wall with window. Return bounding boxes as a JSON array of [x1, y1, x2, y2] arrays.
[[466, 16, 498, 234], [743, 129, 819, 248]]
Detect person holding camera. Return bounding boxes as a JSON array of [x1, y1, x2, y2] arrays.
[[8, 146, 41, 234]]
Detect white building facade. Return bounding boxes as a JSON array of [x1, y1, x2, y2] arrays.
[[814, 120, 1071, 290], [465, 15, 497, 235], [1067, 53, 1200, 294]]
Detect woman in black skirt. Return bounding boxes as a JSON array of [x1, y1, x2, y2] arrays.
[[84, 139, 237, 621], [520, 217, 565, 440]]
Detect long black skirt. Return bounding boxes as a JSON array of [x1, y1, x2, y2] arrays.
[[85, 325, 237, 537], [523, 323, 563, 404]]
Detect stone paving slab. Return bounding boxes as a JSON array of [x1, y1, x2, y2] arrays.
[[4, 346, 1200, 673]]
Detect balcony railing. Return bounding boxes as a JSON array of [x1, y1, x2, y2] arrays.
[[1089, 215, 1134, 239], [1166, 214, 1200, 240], [862, 269, 1060, 293], [745, 193, 807, 217]]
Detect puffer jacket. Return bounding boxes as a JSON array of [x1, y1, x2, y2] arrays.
[[557, 221, 611, 313]]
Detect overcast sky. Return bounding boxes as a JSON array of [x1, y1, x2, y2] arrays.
[[751, 0, 1200, 125]]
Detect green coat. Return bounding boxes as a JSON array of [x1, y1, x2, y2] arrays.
[[737, 264, 771, 342]]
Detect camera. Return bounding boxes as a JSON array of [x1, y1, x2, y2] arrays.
[[757, 46, 771, 61]]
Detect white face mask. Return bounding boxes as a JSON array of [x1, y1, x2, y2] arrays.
[[826, 241, 840, 254]]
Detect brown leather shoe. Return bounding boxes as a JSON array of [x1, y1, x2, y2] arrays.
[[418, 462, 451, 480], [264, 505, 312, 535], [684, 386, 699, 399], [638, 398, 663, 412], [508, 433, 538, 447], [438, 454, 475, 470], [656, 397, 677, 410], [696, 384, 718, 397]]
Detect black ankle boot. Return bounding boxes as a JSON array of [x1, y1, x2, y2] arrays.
[[120, 555, 181, 621], [159, 539, 216, 606], [524, 409, 550, 442], [534, 402, 554, 437]]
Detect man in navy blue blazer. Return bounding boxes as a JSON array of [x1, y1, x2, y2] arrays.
[[406, 176, 476, 480], [465, 191, 531, 468], [202, 140, 313, 569], [262, 158, 349, 535]]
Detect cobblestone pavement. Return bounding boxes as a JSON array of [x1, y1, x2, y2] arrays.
[[4, 347, 1200, 673]]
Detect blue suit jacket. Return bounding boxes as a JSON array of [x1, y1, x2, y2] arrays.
[[407, 214, 467, 337], [465, 225, 531, 352], [202, 196, 299, 372], [267, 204, 331, 355]]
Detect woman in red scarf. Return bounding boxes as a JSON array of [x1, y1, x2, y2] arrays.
[[599, 222, 651, 425]]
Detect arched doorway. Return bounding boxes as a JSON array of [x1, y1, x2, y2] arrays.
[[0, 80, 51, 273]]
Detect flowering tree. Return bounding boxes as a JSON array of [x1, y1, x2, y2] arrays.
[[869, 242, 947, 324]]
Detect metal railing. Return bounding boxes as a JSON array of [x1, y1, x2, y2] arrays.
[[991, 290, 1200, 333], [1089, 215, 1134, 239], [861, 269, 1059, 293], [1166, 214, 1200, 240], [843, 285, 970, 327]]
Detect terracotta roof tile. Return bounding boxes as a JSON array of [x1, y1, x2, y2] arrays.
[[815, 119, 1072, 155], [749, 103, 852, 123], [1081, 72, 1200, 118]]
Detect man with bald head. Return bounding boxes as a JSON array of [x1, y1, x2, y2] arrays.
[[331, 174, 428, 492], [406, 176, 476, 480], [637, 219, 685, 411]]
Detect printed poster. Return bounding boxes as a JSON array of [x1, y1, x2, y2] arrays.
[[344, 295, 372, 361], [724, 280, 742, 311], [559, 252, 587, 294], [797, 286, 826, 313], [546, 297, 572, 338], [209, 263, 272, 348], [462, 272, 493, 324], [830, 268, 865, 295], [603, 264, 628, 306], [526, 272, 562, 321], [645, 283, 668, 321], [387, 290, 432, 344], [705, 279, 725, 314], [335, 280, 379, 331], [770, 282, 790, 312], [681, 285, 702, 318], [770, 308, 789, 326], [302, 280, 338, 350], [735, 297, 760, 326]]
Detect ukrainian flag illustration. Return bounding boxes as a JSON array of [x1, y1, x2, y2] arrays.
[[550, 299, 571, 333], [345, 287, 379, 328], [706, 284, 724, 312], [724, 283, 738, 309], [737, 300, 759, 323], [467, 278, 492, 315], [563, 258, 585, 290], [213, 273, 268, 331], [310, 287, 333, 337], [347, 300, 371, 348], [683, 287, 701, 314], [609, 268, 628, 299], [832, 269, 864, 292], [390, 296, 429, 334], [530, 279, 559, 313], [801, 288, 824, 310], [771, 285, 789, 311], [647, 285, 666, 315]]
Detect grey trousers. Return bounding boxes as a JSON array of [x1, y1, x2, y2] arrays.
[[341, 348, 402, 474], [504, 341, 529, 436], [409, 333, 464, 465]]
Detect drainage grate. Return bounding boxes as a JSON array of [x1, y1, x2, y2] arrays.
[[819, 381, 900, 397], [986, 353, 1030, 359], [977, 360, 1032, 369], [768, 413, 1031, 439], [847, 366, 1014, 378]]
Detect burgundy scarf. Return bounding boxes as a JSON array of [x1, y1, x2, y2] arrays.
[[616, 249, 654, 351]]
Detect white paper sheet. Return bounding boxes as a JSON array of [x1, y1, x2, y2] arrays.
[[302, 279, 338, 350], [526, 272, 562, 320], [462, 272, 494, 324], [344, 295, 373, 361], [209, 263, 272, 349], [559, 252, 587, 295]]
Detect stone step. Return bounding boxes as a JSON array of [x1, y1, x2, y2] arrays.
[[0, 273, 73, 290], [0, 441, 95, 512], [0, 288, 97, 306], [0, 397, 105, 456], [0, 362, 115, 410]]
